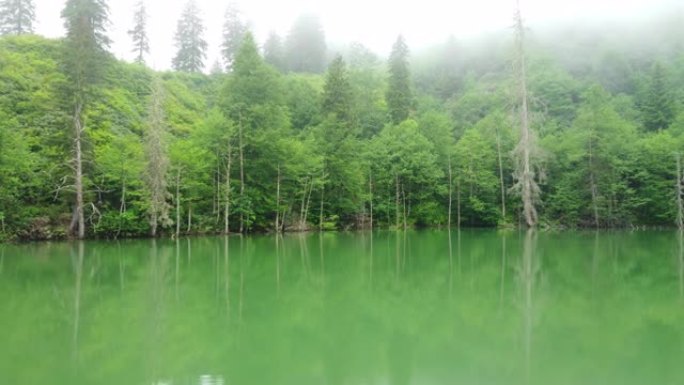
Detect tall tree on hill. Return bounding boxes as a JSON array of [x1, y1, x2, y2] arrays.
[[221, 3, 248, 71], [386, 35, 413, 124], [640, 62, 676, 131], [263, 32, 286, 72], [128, 0, 149, 64], [0, 0, 35, 35], [61, 0, 111, 239], [285, 14, 326, 73], [511, 1, 541, 227], [319, 56, 364, 225], [144, 78, 171, 237], [172, 0, 207, 73]]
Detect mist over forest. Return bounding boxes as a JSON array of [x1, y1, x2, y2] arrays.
[[1, 0, 683, 240]]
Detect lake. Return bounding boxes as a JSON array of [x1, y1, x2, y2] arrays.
[[1, 230, 683, 385]]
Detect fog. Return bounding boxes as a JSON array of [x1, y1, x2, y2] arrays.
[[33, 0, 682, 71]]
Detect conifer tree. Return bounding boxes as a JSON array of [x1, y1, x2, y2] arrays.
[[0, 0, 35, 35], [61, 0, 111, 239], [263, 32, 286, 71], [172, 0, 207, 73], [128, 0, 149, 64], [221, 3, 248, 71], [641, 62, 676, 131], [285, 14, 327, 73], [386, 35, 413, 124]]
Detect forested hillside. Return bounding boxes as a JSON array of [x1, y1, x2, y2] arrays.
[[1, 3, 683, 240]]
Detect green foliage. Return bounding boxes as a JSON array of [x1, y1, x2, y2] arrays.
[[2, 16, 684, 239], [386, 35, 413, 124], [172, 0, 207, 73]]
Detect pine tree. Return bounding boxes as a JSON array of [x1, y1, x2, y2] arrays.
[[322, 56, 354, 124], [128, 0, 149, 64], [172, 0, 207, 73], [386, 35, 413, 124], [285, 14, 327, 73], [61, 0, 111, 239], [0, 0, 35, 35], [221, 3, 248, 71], [641, 62, 675, 131], [263, 32, 286, 71]]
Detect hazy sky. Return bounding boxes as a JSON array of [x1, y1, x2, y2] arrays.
[[33, 0, 681, 71]]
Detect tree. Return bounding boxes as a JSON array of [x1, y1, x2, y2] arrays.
[[386, 35, 413, 124], [61, 0, 111, 239], [144, 78, 171, 237], [639, 62, 676, 131], [263, 32, 286, 71], [221, 3, 248, 71], [0, 0, 35, 35], [172, 0, 207, 73], [223, 32, 289, 232], [322, 56, 354, 123], [511, 1, 541, 227], [128, 0, 149, 64], [285, 14, 327, 73]]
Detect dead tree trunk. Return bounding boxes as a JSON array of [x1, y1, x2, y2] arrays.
[[514, 1, 539, 228], [73, 102, 85, 239]]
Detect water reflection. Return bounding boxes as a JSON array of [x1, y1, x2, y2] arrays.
[[2, 231, 683, 384]]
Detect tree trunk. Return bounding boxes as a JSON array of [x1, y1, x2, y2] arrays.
[[677, 154, 684, 230], [496, 130, 506, 222], [515, 1, 538, 228], [224, 143, 232, 234], [73, 102, 85, 239], [448, 154, 453, 228], [175, 168, 181, 238], [588, 127, 600, 228], [369, 172, 374, 231], [187, 204, 192, 233], [275, 164, 281, 233], [319, 186, 325, 231], [457, 178, 462, 228], [239, 111, 245, 233], [395, 174, 400, 229]]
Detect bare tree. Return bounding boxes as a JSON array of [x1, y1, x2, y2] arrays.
[[511, 0, 541, 227], [144, 78, 171, 237]]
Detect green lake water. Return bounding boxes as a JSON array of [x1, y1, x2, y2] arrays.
[[1, 230, 683, 385]]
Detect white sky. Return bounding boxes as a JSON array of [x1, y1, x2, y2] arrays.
[[33, 0, 681, 71]]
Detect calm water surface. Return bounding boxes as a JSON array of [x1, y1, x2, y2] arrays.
[[1, 230, 683, 385]]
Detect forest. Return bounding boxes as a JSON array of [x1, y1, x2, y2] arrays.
[[1, 0, 684, 241]]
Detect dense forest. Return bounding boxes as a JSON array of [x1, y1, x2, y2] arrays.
[[1, 0, 684, 240]]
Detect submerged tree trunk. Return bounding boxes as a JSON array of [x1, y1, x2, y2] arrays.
[[514, 1, 539, 228]]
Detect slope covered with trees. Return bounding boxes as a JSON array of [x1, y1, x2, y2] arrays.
[[0, 5, 683, 240]]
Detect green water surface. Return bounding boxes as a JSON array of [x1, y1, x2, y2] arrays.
[[1, 230, 683, 384]]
